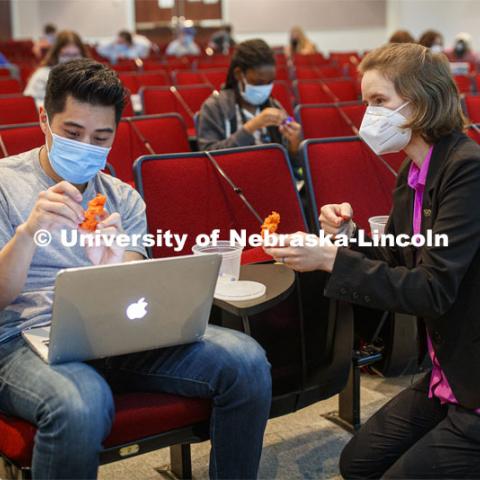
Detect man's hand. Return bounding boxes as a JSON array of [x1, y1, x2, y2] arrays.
[[263, 231, 338, 273], [22, 181, 84, 239], [83, 212, 125, 265], [319, 203, 355, 237]]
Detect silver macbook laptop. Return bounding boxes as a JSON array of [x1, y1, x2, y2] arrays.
[[22, 254, 221, 364]]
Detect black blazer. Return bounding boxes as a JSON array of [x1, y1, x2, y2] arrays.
[[325, 131, 480, 409]]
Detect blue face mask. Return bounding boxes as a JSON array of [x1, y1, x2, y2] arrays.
[[46, 118, 111, 184], [240, 76, 273, 106]]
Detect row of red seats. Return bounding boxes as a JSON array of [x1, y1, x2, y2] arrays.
[[0, 78, 360, 128]]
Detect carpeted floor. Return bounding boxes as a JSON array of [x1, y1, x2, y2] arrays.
[[99, 373, 414, 480]]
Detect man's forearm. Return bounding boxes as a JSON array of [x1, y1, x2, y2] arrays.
[[0, 224, 37, 310]]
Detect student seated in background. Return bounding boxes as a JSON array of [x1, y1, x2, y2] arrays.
[[97, 30, 152, 64], [24, 30, 88, 108], [285, 26, 316, 57], [418, 29, 444, 53], [33, 23, 57, 60], [388, 29, 415, 44], [0, 59, 271, 480], [265, 42, 480, 478], [445, 32, 479, 67], [165, 25, 201, 57], [197, 39, 302, 170]]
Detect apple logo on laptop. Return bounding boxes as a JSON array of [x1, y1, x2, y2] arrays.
[[126, 297, 148, 320]]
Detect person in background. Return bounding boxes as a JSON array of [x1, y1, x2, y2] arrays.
[[285, 26, 316, 57], [265, 42, 480, 478], [388, 29, 415, 44], [33, 24, 57, 60], [209, 26, 235, 55], [445, 32, 479, 66], [419, 29, 444, 53], [97, 30, 152, 64], [165, 25, 201, 57], [24, 30, 88, 108], [198, 39, 302, 171]]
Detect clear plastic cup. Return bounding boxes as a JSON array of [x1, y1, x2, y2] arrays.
[[368, 215, 389, 236], [192, 241, 244, 281]]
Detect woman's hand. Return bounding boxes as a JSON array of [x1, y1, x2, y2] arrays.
[[244, 107, 287, 133], [319, 203, 355, 237], [279, 121, 302, 153], [83, 212, 125, 265], [263, 231, 338, 273]]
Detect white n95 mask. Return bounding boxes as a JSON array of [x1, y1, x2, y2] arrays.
[[359, 102, 412, 155]]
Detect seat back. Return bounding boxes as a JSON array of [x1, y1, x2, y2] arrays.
[[0, 122, 44, 158], [0, 95, 38, 125], [201, 69, 227, 90], [301, 137, 397, 232], [296, 103, 357, 138], [134, 144, 307, 259], [108, 120, 148, 184], [272, 81, 294, 116], [128, 113, 190, 154], [0, 78, 22, 95], [454, 74, 473, 94], [141, 85, 213, 129], [464, 94, 480, 123]]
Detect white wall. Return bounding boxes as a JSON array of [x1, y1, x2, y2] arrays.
[[386, 0, 480, 50], [11, 0, 135, 42], [11, 0, 480, 53]]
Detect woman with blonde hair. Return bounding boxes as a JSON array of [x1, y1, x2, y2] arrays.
[[286, 26, 316, 56], [265, 42, 480, 478], [24, 30, 88, 107]]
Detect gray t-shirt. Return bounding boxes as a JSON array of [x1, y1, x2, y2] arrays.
[[0, 148, 147, 342]]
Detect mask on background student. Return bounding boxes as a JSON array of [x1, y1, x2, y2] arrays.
[[240, 75, 273, 106]]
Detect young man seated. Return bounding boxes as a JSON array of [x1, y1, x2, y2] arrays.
[[0, 59, 272, 480]]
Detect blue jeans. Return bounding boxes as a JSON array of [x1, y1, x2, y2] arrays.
[[0, 325, 272, 479]]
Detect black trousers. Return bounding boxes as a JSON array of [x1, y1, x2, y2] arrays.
[[340, 373, 480, 479]]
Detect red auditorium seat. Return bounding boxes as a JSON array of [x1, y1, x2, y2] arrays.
[[112, 60, 138, 72], [0, 78, 22, 95], [108, 119, 148, 184], [119, 71, 169, 94], [202, 69, 227, 90], [0, 123, 43, 158], [127, 113, 190, 155], [295, 79, 359, 104], [292, 53, 329, 67], [296, 104, 355, 138], [108, 114, 190, 184], [295, 66, 342, 80], [0, 68, 12, 77], [467, 124, 480, 144], [0, 393, 210, 477], [134, 144, 306, 260], [464, 94, 480, 123], [173, 70, 208, 86], [295, 102, 365, 138], [0, 95, 38, 125], [454, 75, 473, 94], [272, 81, 295, 116], [141, 85, 214, 134], [301, 137, 398, 231]]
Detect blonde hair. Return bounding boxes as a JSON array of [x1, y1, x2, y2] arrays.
[[359, 43, 466, 143]]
